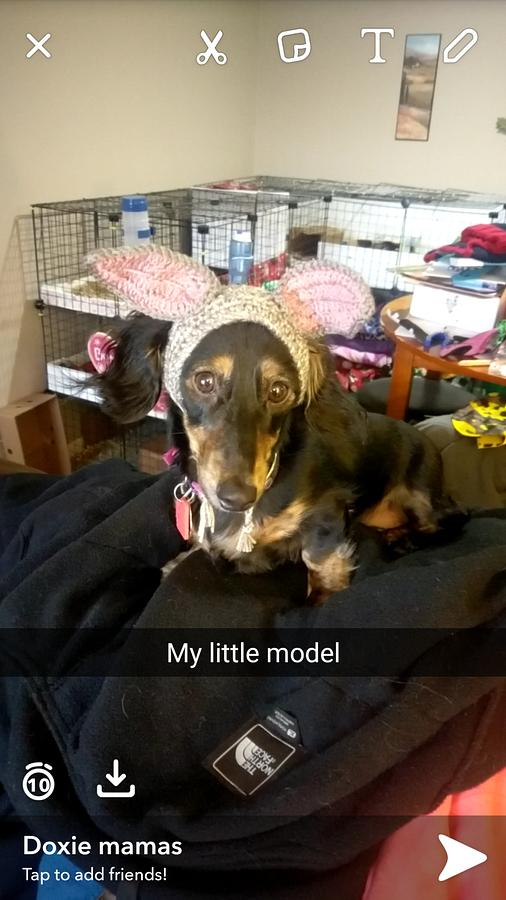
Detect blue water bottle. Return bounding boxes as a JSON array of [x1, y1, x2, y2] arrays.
[[121, 195, 151, 246], [229, 229, 253, 284]]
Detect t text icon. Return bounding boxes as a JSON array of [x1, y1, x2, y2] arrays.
[[97, 759, 136, 799], [26, 33, 52, 59], [277, 29, 311, 64], [196, 30, 227, 66]]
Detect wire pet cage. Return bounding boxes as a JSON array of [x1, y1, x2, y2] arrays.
[[199, 176, 506, 291], [32, 185, 332, 471], [33, 178, 506, 472]]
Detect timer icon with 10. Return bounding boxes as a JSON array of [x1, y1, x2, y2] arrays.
[[22, 762, 55, 801]]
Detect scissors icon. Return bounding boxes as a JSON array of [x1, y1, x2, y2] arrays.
[[196, 30, 227, 66]]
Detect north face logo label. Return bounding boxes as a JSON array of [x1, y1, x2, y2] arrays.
[[234, 737, 276, 777], [209, 724, 296, 796]]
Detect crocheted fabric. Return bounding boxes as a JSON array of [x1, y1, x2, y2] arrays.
[[278, 259, 374, 338], [165, 287, 311, 407], [87, 246, 219, 319], [87, 246, 375, 409]]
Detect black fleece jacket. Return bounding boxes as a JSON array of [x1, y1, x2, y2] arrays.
[[1, 460, 506, 900]]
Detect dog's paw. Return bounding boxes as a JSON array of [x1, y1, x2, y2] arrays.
[[379, 525, 418, 557], [302, 540, 356, 603], [161, 547, 198, 578], [380, 501, 470, 557]]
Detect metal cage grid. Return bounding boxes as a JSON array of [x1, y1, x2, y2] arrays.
[[32, 178, 506, 471], [32, 185, 332, 471], [198, 176, 506, 291]]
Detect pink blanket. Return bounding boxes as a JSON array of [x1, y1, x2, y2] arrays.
[[364, 768, 506, 899]]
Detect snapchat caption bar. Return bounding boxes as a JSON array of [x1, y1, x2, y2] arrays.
[[167, 640, 340, 671]]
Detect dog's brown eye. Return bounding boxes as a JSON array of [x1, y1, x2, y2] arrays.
[[268, 381, 289, 403], [194, 371, 215, 394]]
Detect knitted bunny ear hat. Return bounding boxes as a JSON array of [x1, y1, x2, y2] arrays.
[[88, 245, 374, 408], [163, 285, 316, 406]]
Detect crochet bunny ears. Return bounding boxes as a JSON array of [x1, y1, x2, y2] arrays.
[[87, 244, 374, 339]]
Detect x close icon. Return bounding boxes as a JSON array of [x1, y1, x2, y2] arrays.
[[26, 33, 52, 59]]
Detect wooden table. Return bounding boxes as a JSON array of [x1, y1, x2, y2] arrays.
[[381, 297, 506, 420]]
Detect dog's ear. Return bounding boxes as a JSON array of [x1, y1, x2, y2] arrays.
[[305, 336, 332, 407], [90, 313, 171, 423], [303, 338, 367, 460]]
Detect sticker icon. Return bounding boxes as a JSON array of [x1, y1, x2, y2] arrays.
[[22, 762, 55, 801], [196, 30, 227, 66], [277, 28, 311, 64], [97, 759, 135, 799]]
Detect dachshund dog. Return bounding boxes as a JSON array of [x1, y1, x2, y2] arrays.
[[93, 312, 462, 601]]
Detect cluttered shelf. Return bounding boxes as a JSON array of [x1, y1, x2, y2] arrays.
[[381, 297, 506, 419], [382, 228, 506, 419], [381, 297, 506, 383]]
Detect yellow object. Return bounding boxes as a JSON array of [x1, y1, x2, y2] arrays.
[[452, 394, 506, 449]]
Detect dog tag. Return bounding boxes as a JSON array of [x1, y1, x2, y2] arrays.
[[175, 498, 192, 540], [173, 478, 196, 540]]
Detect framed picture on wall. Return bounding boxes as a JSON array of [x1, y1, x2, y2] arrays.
[[395, 34, 441, 141]]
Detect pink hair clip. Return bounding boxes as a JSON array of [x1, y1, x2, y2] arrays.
[[87, 331, 169, 412], [87, 332, 116, 374]]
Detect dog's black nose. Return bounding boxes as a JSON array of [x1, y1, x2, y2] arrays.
[[216, 479, 257, 511]]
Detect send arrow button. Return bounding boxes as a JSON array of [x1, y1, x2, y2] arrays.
[[438, 834, 487, 882], [97, 760, 135, 798]]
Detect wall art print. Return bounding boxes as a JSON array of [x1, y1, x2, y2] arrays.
[[395, 34, 441, 141]]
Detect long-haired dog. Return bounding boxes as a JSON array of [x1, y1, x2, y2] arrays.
[[88, 248, 462, 601]]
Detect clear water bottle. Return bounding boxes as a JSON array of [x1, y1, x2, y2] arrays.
[[121, 195, 151, 246], [229, 229, 253, 284], [489, 340, 506, 377]]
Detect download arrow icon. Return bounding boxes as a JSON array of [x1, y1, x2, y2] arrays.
[[106, 759, 126, 787], [97, 760, 135, 799]]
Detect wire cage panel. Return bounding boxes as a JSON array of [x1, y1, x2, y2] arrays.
[[189, 187, 291, 278], [199, 176, 506, 290], [321, 194, 504, 291], [32, 190, 195, 319], [191, 185, 334, 277], [322, 197, 421, 290], [32, 177, 506, 472]]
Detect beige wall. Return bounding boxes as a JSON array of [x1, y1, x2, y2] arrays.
[[0, 0, 258, 404], [254, 0, 506, 193]]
